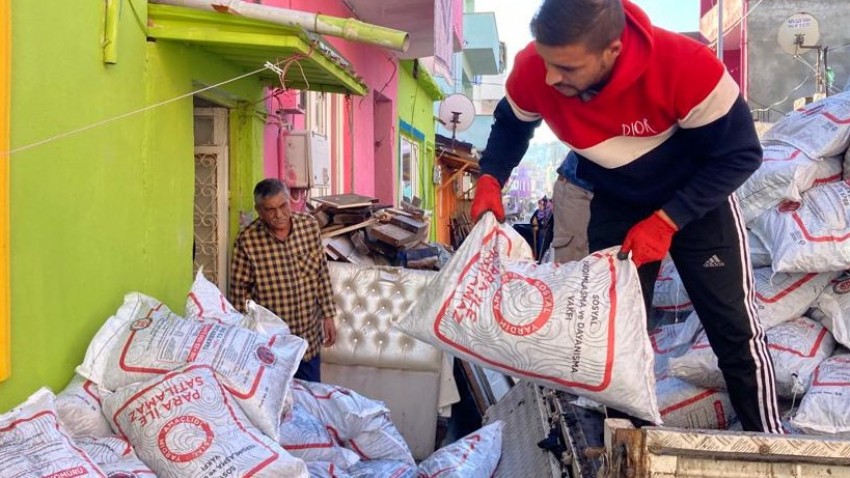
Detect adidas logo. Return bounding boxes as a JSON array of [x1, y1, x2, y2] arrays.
[[703, 255, 725, 268]]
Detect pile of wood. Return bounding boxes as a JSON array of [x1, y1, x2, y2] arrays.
[[310, 193, 445, 269]]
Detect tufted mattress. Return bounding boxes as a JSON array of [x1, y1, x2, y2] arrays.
[[323, 262, 458, 460]]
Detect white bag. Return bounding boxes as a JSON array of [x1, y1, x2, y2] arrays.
[[292, 379, 391, 442], [278, 402, 360, 468], [101, 364, 308, 478], [416, 421, 502, 478], [99, 456, 156, 477], [812, 154, 846, 187], [345, 416, 415, 464], [348, 460, 416, 478], [650, 319, 701, 376], [845, 144, 850, 181], [763, 92, 850, 158], [748, 231, 772, 268], [307, 461, 353, 478], [291, 380, 414, 464], [243, 299, 291, 337], [668, 317, 835, 397], [792, 354, 850, 436], [0, 388, 106, 477], [55, 374, 113, 438], [737, 145, 821, 223], [750, 181, 850, 273], [810, 272, 850, 349], [396, 213, 660, 423], [657, 376, 735, 430], [186, 270, 292, 336], [74, 435, 134, 464], [74, 435, 157, 476], [185, 268, 244, 326], [78, 292, 306, 440], [753, 268, 836, 330], [652, 260, 692, 313]]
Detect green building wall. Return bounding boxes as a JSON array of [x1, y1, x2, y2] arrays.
[[1, 1, 265, 411], [397, 60, 442, 241]]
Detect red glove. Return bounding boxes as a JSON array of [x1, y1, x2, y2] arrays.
[[620, 211, 678, 268], [471, 174, 505, 222]]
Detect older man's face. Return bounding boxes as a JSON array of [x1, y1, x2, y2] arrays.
[[255, 192, 291, 234]]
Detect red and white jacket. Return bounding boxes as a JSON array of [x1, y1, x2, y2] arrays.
[[480, 0, 761, 227]]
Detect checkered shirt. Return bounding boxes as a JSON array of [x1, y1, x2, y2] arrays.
[[229, 212, 336, 360]]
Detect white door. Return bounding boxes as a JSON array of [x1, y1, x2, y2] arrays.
[[193, 107, 229, 291]]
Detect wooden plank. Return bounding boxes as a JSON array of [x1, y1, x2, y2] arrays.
[[389, 214, 428, 234], [325, 236, 375, 266], [313, 210, 331, 228], [368, 223, 418, 247], [350, 230, 371, 255], [313, 193, 378, 210], [437, 163, 470, 192], [332, 210, 371, 225], [320, 218, 379, 239], [320, 224, 345, 234]]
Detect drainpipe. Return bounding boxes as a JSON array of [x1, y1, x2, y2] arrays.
[[716, 0, 724, 61], [150, 0, 410, 53], [348, 95, 355, 193]]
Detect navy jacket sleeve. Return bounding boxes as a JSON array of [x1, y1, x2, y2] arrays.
[[478, 97, 542, 186], [662, 95, 762, 227]]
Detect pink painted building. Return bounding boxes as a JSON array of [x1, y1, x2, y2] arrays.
[[259, 0, 462, 207]]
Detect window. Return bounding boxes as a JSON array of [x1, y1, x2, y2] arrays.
[[400, 136, 419, 203], [307, 91, 328, 136]]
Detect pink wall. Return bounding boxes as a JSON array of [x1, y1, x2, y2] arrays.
[[453, 0, 463, 48], [260, 0, 400, 200]]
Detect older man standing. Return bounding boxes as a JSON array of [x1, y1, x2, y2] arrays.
[[230, 178, 337, 382]]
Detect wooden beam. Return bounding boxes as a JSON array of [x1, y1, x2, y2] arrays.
[[437, 163, 470, 192], [320, 217, 378, 239]]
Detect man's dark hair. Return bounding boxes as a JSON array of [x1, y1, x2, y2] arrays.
[[253, 178, 289, 204], [530, 0, 625, 51]]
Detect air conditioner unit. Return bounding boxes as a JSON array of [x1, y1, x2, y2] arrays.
[[284, 130, 330, 188]]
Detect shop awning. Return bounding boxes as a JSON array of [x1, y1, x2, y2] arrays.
[[147, 4, 368, 95]]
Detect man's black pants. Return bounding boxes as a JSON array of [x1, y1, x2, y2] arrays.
[[588, 194, 783, 433]]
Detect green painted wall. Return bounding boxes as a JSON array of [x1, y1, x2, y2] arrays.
[[2, 0, 265, 411], [398, 61, 440, 240]]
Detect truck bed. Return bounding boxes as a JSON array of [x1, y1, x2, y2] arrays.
[[483, 381, 850, 478]]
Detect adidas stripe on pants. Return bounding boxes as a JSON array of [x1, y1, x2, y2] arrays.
[[587, 194, 783, 433]]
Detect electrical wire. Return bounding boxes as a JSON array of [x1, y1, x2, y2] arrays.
[[2, 62, 280, 158], [705, 0, 766, 49], [750, 73, 812, 115]]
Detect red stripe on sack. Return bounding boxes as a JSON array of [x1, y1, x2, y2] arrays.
[[822, 111, 850, 124], [346, 438, 371, 459], [226, 334, 279, 399], [763, 148, 802, 162], [756, 273, 818, 303], [769, 326, 829, 358], [188, 293, 204, 317], [813, 173, 842, 186], [791, 212, 850, 243], [82, 379, 102, 404], [654, 302, 692, 311], [187, 324, 212, 362], [812, 356, 850, 387], [660, 389, 717, 415]]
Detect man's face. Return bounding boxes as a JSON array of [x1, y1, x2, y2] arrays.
[[255, 192, 291, 233], [535, 40, 622, 98]]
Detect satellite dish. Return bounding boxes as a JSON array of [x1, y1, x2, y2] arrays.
[[438, 93, 475, 140], [777, 12, 821, 56]]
